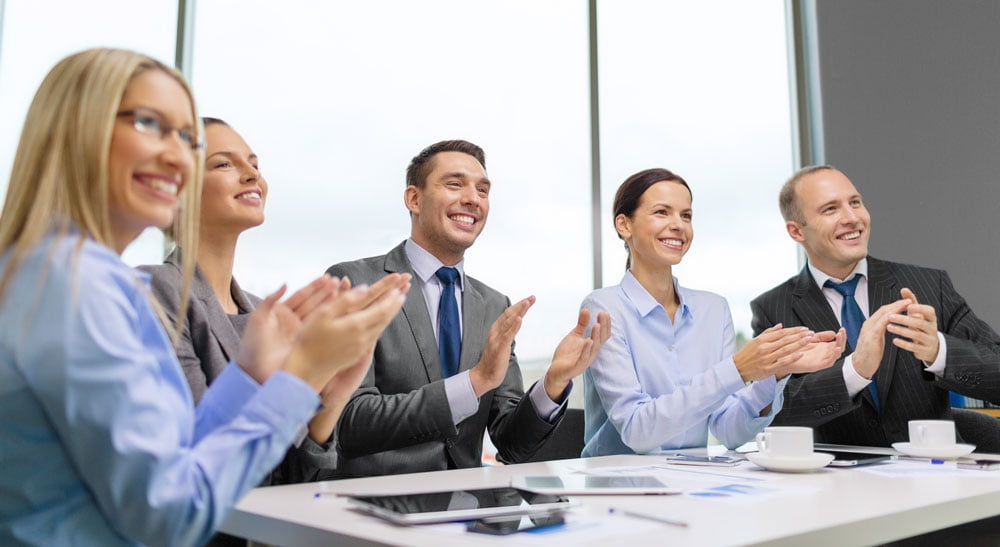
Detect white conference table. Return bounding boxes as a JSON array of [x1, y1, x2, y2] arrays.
[[220, 446, 1000, 546]]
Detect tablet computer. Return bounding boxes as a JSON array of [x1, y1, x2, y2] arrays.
[[511, 475, 681, 495], [821, 450, 894, 467], [345, 487, 576, 525]]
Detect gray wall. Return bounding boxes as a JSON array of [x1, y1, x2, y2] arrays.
[[805, 0, 1000, 325]]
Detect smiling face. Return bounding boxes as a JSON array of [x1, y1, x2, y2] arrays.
[[787, 168, 871, 279], [404, 151, 490, 265], [107, 69, 195, 253], [200, 123, 267, 235], [616, 180, 693, 274]]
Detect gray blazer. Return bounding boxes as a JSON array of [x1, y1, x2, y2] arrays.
[[141, 249, 259, 402], [141, 249, 334, 484], [326, 241, 560, 478], [751, 256, 1000, 446]]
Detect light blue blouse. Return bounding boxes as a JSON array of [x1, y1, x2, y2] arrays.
[[0, 232, 318, 545], [582, 271, 788, 456]]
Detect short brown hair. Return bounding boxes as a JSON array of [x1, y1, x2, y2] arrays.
[[779, 165, 836, 224], [405, 140, 485, 189]]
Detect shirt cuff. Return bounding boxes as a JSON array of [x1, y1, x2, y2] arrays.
[[195, 361, 261, 432], [527, 374, 570, 423], [719, 356, 750, 394], [444, 371, 479, 424], [922, 332, 948, 376], [746, 375, 781, 416], [842, 355, 872, 398]]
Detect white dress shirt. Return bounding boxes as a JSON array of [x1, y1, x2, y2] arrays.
[[808, 258, 947, 397], [404, 239, 563, 424]]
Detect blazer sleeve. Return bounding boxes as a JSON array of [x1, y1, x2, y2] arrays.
[[750, 296, 861, 427], [483, 301, 560, 465], [327, 261, 459, 459], [143, 266, 210, 403], [932, 271, 1000, 402]]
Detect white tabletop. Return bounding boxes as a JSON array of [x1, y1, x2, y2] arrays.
[[220, 448, 1000, 546]]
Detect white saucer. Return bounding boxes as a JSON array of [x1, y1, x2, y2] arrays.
[[891, 442, 975, 459], [746, 452, 835, 472]]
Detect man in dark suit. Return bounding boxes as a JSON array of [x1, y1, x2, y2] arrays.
[[326, 140, 609, 477], [751, 166, 1000, 447]]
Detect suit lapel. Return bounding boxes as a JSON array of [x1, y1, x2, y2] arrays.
[[166, 249, 242, 361], [867, 256, 900, 403], [458, 280, 485, 374], [385, 243, 443, 383], [791, 266, 841, 335]]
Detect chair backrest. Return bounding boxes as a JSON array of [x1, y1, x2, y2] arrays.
[[524, 408, 585, 462], [953, 408, 1000, 454]]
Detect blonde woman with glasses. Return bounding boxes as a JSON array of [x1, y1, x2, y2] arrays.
[[0, 48, 409, 545]]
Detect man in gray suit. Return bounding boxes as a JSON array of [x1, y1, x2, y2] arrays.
[[326, 140, 609, 477], [751, 166, 1000, 447]]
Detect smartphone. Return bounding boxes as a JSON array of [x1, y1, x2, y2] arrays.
[[957, 458, 1000, 471], [822, 450, 894, 467], [664, 454, 743, 467], [466, 512, 566, 535]]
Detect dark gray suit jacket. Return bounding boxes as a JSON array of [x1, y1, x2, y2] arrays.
[[141, 249, 334, 484], [326, 242, 560, 478], [751, 256, 1000, 446]]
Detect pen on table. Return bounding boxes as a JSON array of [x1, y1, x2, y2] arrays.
[[608, 507, 689, 528], [895, 456, 945, 464]]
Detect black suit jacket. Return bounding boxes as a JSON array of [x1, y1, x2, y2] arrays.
[[750, 257, 1000, 446], [326, 242, 560, 478]]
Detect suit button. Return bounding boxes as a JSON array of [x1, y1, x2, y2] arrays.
[[868, 419, 878, 427]]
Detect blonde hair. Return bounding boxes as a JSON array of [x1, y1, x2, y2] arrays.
[[0, 48, 202, 338]]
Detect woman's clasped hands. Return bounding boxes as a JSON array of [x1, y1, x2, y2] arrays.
[[236, 273, 411, 393], [733, 324, 847, 382]]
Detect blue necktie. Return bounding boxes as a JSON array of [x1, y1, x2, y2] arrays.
[[435, 267, 461, 378], [824, 274, 880, 412]]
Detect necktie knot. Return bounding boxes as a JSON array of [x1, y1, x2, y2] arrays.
[[436, 267, 460, 287], [824, 274, 862, 298]]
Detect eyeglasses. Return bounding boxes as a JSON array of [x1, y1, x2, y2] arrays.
[[116, 108, 203, 151]]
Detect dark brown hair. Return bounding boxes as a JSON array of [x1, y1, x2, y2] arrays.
[[405, 139, 486, 189], [612, 168, 692, 270]]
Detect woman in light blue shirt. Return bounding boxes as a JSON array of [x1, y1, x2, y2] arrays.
[[582, 168, 845, 456], [0, 48, 407, 545]]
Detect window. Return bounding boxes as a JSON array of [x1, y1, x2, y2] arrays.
[[598, 1, 797, 339], [0, 0, 178, 266]]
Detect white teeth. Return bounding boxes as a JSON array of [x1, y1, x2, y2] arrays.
[[236, 191, 261, 199], [146, 179, 178, 196], [660, 239, 683, 246], [840, 231, 861, 240], [451, 215, 474, 226]]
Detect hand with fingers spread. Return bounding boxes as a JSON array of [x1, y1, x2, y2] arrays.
[[786, 328, 847, 375], [469, 296, 535, 397], [732, 324, 815, 382], [851, 298, 912, 379], [235, 275, 344, 384], [887, 288, 940, 363], [543, 309, 612, 401], [283, 273, 411, 392]]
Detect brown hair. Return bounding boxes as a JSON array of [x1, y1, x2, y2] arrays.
[[612, 168, 691, 270], [405, 140, 486, 189]]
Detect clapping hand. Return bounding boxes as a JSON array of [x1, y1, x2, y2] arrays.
[[543, 309, 611, 401]]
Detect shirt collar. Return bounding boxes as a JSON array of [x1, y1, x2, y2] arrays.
[[808, 257, 868, 288], [620, 270, 692, 320], [404, 238, 466, 290]]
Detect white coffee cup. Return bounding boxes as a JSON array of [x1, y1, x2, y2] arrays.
[[755, 426, 814, 458], [908, 420, 956, 448]]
